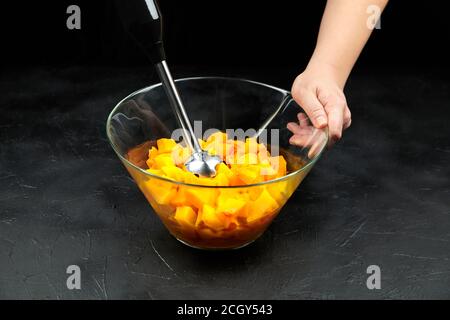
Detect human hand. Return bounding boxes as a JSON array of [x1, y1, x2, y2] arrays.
[[288, 63, 352, 146]]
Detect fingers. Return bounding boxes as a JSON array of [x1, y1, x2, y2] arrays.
[[289, 134, 310, 147], [326, 107, 344, 144], [318, 90, 349, 144], [289, 130, 323, 159], [343, 108, 352, 129], [297, 113, 309, 128], [292, 89, 328, 129], [291, 74, 352, 146], [287, 121, 313, 136]]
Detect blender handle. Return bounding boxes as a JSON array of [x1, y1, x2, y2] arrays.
[[115, 0, 202, 153], [115, 0, 165, 63]]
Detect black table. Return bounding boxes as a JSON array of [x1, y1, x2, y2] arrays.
[[1, 66, 449, 299]]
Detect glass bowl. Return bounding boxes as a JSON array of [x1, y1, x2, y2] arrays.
[[106, 77, 328, 250]]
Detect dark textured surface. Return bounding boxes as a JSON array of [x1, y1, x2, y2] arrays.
[[0, 66, 449, 299]]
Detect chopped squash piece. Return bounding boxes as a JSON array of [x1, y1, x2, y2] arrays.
[[266, 181, 289, 205], [214, 172, 229, 186], [185, 187, 217, 209], [161, 166, 185, 182], [270, 155, 287, 177], [217, 163, 233, 178], [216, 197, 247, 216], [247, 188, 279, 222], [172, 145, 191, 166], [248, 186, 264, 201], [197, 177, 217, 186], [174, 206, 197, 227], [153, 153, 175, 168], [146, 182, 176, 205], [236, 153, 258, 165], [206, 131, 228, 144], [245, 137, 259, 155], [146, 168, 163, 176], [200, 204, 229, 230], [235, 165, 261, 184], [157, 138, 177, 153], [171, 187, 191, 207], [144, 146, 159, 168]]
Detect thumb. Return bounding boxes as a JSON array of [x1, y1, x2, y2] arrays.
[[292, 89, 328, 129]]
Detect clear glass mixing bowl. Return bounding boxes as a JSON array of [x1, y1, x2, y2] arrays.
[[106, 77, 328, 249]]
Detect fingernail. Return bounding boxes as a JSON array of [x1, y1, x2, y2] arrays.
[[332, 133, 342, 142], [316, 116, 327, 127]]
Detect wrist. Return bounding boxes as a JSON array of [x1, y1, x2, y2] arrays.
[[306, 56, 349, 89]]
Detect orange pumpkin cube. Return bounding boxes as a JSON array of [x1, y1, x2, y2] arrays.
[[199, 204, 229, 230], [185, 187, 218, 209], [247, 188, 279, 222], [153, 153, 175, 169], [157, 138, 177, 153], [161, 165, 185, 182], [216, 195, 247, 216], [145, 181, 177, 205], [174, 206, 197, 228]]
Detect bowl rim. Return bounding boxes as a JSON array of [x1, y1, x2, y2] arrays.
[[106, 76, 329, 189]]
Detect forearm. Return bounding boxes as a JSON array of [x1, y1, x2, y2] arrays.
[[308, 0, 389, 88]]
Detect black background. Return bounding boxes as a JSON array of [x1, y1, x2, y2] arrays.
[[1, 0, 449, 71]]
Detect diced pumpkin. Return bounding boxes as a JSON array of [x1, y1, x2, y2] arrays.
[[266, 181, 289, 205], [270, 155, 287, 177], [257, 149, 270, 163], [157, 138, 177, 153], [219, 188, 250, 200], [236, 153, 258, 165], [217, 163, 233, 178], [216, 195, 247, 216], [183, 171, 200, 184], [146, 146, 159, 168], [199, 204, 229, 230], [235, 165, 261, 184], [185, 187, 217, 209], [171, 186, 191, 207], [197, 227, 218, 240], [153, 153, 175, 168], [161, 165, 185, 182], [224, 141, 235, 163], [248, 186, 264, 201], [204, 139, 227, 158], [233, 139, 246, 154], [245, 137, 259, 155], [146, 168, 163, 176], [206, 131, 228, 144], [145, 181, 177, 205], [174, 206, 197, 228], [197, 177, 217, 186], [214, 172, 229, 186], [247, 188, 279, 222], [198, 138, 207, 149], [172, 145, 191, 166], [260, 162, 277, 178]]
